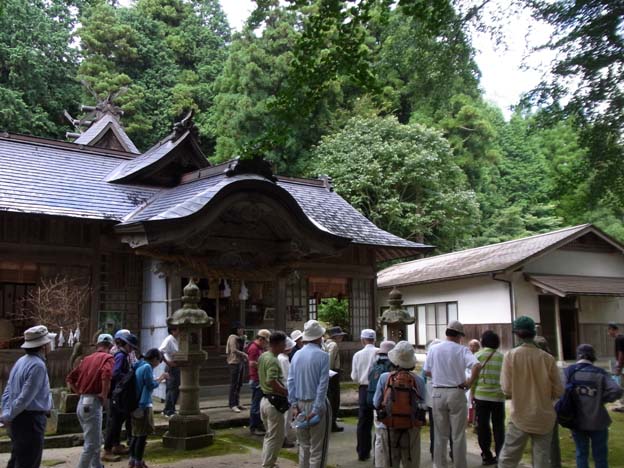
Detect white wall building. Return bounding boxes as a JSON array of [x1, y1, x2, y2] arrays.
[[377, 224, 624, 360]]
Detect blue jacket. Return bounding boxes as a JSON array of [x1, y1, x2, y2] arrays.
[[134, 360, 159, 409], [564, 360, 623, 431]]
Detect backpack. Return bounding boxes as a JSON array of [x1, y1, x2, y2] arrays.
[[378, 370, 426, 429], [367, 357, 393, 406], [111, 366, 138, 413], [555, 364, 587, 429]]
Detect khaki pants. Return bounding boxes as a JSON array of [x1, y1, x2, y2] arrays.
[[285, 406, 297, 444], [296, 400, 329, 468], [374, 415, 386, 468], [498, 421, 552, 468], [261, 397, 286, 468], [432, 387, 468, 468], [380, 427, 421, 468]]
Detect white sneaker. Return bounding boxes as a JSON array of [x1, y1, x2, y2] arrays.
[[231, 406, 241, 413]]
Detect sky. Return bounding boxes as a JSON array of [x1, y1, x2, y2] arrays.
[[220, 0, 555, 117]]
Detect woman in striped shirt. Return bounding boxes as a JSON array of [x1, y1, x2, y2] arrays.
[[472, 330, 505, 466]]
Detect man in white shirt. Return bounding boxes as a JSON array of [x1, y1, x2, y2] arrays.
[[351, 329, 379, 461], [424, 320, 480, 468], [159, 326, 180, 417]]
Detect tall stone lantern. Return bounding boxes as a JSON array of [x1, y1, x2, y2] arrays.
[[162, 278, 215, 450], [379, 287, 415, 342]]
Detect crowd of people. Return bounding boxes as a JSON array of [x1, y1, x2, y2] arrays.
[[1, 316, 624, 468]]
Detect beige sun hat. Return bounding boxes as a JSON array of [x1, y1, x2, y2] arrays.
[[257, 329, 271, 340], [21, 325, 52, 349], [388, 341, 417, 369], [302, 320, 325, 341], [446, 320, 465, 336]]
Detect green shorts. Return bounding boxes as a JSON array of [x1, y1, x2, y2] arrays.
[[131, 407, 155, 437]]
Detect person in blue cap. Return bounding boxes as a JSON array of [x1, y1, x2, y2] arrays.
[[103, 330, 139, 461]]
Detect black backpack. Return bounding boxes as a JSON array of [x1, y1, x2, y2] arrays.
[[367, 357, 393, 406], [111, 367, 138, 413]]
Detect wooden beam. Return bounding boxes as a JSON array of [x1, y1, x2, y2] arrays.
[[555, 296, 564, 362]]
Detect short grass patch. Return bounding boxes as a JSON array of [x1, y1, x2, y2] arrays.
[[143, 429, 301, 465], [41, 460, 64, 467], [144, 433, 250, 464], [518, 411, 624, 467]]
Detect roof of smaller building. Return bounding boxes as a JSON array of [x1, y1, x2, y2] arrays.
[[527, 275, 624, 297], [377, 224, 608, 288], [74, 113, 140, 154]]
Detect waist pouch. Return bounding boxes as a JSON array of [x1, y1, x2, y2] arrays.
[[267, 394, 290, 413]]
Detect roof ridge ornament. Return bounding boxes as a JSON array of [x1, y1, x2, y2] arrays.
[[172, 109, 199, 140], [224, 157, 277, 182]]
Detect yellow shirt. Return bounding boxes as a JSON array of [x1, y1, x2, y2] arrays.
[[325, 339, 341, 370], [501, 342, 564, 435]]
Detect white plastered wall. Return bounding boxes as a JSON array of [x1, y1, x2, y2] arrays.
[[379, 276, 512, 341], [525, 250, 624, 277]]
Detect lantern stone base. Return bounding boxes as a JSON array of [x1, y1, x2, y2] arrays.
[[162, 413, 214, 450]]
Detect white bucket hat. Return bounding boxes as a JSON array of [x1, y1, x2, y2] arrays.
[[290, 330, 303, 342], [285, 337, 296, 351], [21, 325, 52, 349], [388, 341, 417, 369], [302, 320, 325, 342]]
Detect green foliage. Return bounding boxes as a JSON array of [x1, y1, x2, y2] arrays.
[[212, 5, 345, 173], [77, 0, 230, 150], [526, 0, 624, 214], [312, 116, 480, 251], [0, 0, 81, 137], [318, 298, 350, 332]]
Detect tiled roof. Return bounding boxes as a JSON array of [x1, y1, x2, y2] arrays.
[[377, 224, 595, 288], [74, 114, 140, 154], [527, 275, 624, 297], [122, 172, 428, 250], [0, 134, 427, 253], [0, 135, 159, 220], [106, 130, 208, 184]]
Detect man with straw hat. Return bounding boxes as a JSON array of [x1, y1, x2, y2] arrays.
[[288, 320, 331, 468], [1, 325, 53, 468], [373, 340, 426, 468]]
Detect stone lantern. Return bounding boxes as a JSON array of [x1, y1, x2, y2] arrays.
[[162, 278, 215, 450], [379, 287, 414, 342]]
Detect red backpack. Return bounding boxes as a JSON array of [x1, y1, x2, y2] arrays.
[[378, 370, 425, 429]]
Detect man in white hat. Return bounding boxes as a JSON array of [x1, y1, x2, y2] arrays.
[[67, 333, 115, 468], [1, 325, 53, 468], [288, 320, 331, 468], [373, 340, 426, 468], [424, 320, 480, 468], [351, 328, 379, 461], [289, 329, 304, 360]]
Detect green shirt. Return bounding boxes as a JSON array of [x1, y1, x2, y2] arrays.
[[473, 347, 505, 402], [258, 351, 283, 395]]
